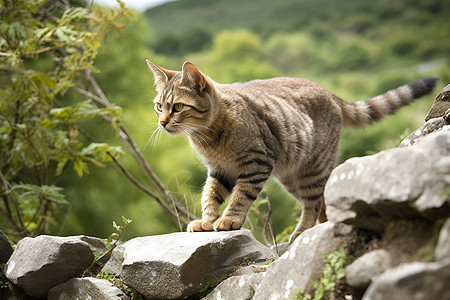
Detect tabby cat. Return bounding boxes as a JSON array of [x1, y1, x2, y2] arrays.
[[146, 59, 437, 244]]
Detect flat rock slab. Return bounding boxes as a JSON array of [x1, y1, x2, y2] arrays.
[[3, 235, 105, 299], [325, 131, 450, 233], [48, 277, 129, 300], [121, 229, 278, 299]]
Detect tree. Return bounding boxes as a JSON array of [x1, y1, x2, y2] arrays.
[[0, 0, 192, 241]]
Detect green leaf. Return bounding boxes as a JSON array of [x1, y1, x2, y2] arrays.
[[121, 216, 132, 225], [73, 158, 89, 177], [112, 221, 121, 231], [55, 158, 69, 176]]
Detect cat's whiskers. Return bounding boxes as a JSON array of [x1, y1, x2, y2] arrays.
[[144, 125, 163, 151]]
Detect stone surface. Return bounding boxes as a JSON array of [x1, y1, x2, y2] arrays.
[[121, 229, 278, 299], [435, 218, 450, 261], [425, 83, 450, 121], [252, 222, 357, 300], [2, 235, 105, 299], [101, 244, 125, 276], [362, 260, 450, 300], [48, 277, 129, 300], [400, 112, 450, 147], [0, 230, 13, 263], [325, 131, 450, 233], [346, 249, 392, 290], [203, 273, 263, 300]]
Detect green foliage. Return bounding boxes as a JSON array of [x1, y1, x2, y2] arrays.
[[95, 269, 114, 281], [196, 29, 278, 83], [292, 248, 351, 300], [107, 215, 132, 246], [0, 0, 131, 240]]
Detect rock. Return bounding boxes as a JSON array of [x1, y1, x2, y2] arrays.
[[252, 222, 357, 300], [271, 242, 289, 256], [345, 249, 392, 290], [121, 229, 278, 299], [0, 230, 13, 263], [77, 235, 110, 264], [203, 273, 263, 300], [400, 109, 450, 147], [2, 235, 105, 299], [325, 131, 450, 233], [362, 260, 450, 300], [48, 277, 129, 300], [425, 83, 450, 121], [231, 264, 271, 277], [101, 244, 125, 276], [435, 218, 450, 261]]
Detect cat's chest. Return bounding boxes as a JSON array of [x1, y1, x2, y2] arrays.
[[199, 146, 240, 173]]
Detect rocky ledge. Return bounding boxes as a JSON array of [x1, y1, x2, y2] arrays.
[[1, 106, 450, 300]]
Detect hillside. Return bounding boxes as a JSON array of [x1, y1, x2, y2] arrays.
[[145, 0, 450, 61]]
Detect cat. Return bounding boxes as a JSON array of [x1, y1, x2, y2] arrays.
[[146, 59, 438, 244]]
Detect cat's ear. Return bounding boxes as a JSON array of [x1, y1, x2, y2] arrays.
[[146, 59, 176, 91], [181, 61, 207, 92]]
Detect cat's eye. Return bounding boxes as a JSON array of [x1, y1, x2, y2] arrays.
[[173, 103, 184, 112], [155, 102, 162, 112]]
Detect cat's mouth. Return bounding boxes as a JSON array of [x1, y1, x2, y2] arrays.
[[161, 126, 179, 136]]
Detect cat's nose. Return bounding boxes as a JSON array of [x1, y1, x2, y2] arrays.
[[160, 120, 168, 127]]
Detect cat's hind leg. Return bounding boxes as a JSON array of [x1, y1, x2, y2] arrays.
[[279, 163, 332, 244]]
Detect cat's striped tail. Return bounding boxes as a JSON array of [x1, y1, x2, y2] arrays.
[[341, 77, 439, 128]]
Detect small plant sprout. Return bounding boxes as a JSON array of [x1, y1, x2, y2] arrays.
[[84, 216, 132, 275]]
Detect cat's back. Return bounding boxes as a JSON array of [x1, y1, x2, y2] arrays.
[[219, 77, 334, 103], [216, 77, 338, 117]]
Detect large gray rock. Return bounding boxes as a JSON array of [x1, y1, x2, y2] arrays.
[[345, 249, 392, 290], [0, 230, 13, 263], [252, 221, 356, 300], [48, 277, 129, 300], [203, 263, 270, 300], [203, 273, 263, 300], [435, 218, 450, 261], [121, 229, 278, 299], [362, 260, 450, 300], [325, 131, 450, 233], [2, 235, 106, 299]]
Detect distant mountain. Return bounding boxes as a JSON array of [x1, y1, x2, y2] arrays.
[[144, 0, 448, 38]]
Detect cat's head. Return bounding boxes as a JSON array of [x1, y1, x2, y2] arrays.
[[146, 60, 215, 136]]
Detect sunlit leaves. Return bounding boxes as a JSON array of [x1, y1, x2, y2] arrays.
[[0, 0, 132, 239]]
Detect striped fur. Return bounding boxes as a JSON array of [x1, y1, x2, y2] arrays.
[[146, 60, 438, 243]]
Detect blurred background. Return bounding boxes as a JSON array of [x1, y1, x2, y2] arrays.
[[1, 0, 449, 244]]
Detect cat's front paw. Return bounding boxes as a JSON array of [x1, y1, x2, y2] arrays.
[[213, 216, 243, 231], [187, 219, 214, 232]]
